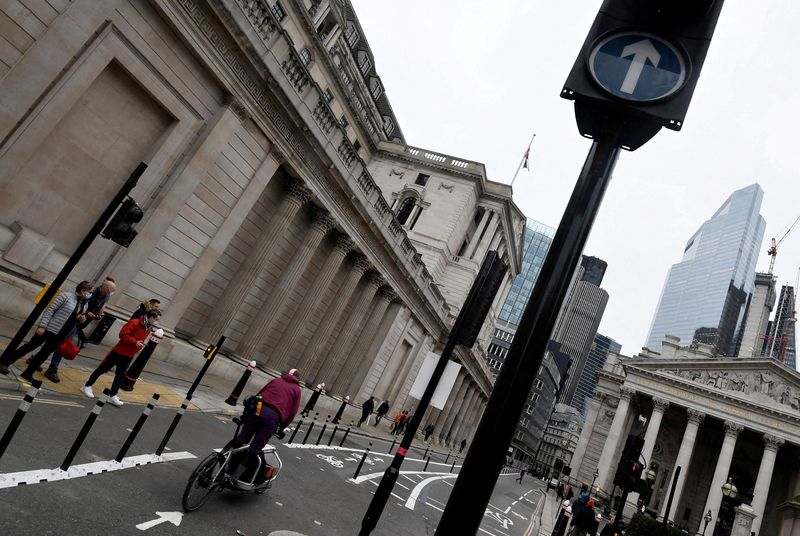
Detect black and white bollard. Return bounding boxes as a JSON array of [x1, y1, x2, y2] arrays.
[[315, 416, 329, 446], [424, 456, 431, 472], [327, 422, 339, 446], [0, 378, 43, 462], [353, 442, 372, 480], [225, 360, 256, 406], [302, 414, 317, 445], [450, 457, 457, 474], [61, 389, 111, 470], [155, 395, 191, 456], [120, 329, 164, 392], [444, 450, 452, 464], [115, 393, 160, 462], [288, 418, 304, 444], [423, 445, 430, 459], [339, 421, 352, 447]]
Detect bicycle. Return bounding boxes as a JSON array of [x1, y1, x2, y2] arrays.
[[182, 416, 283, 512]]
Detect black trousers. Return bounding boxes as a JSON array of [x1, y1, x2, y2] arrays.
[[1, 331, 58, 368], [85, 351, 130, 397]]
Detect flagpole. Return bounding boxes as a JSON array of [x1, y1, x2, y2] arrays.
[[510, 133, 536, 187]]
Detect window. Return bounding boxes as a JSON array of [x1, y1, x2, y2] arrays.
[[515, 431, 524, 441], [358, 53, 372, 74], [352, 140, 361, 151], [383, 116, 395, 136], [345, 21, 359, 47], [323, 89, 333, 103], [531, 393, 539, 403], [299, 48, 312, 66], [535, 379, 544, 390], [396, 197, 416, 225], [415, 173, 429, 186], [520, 418, 529, 427], [525, 405, 533, 415], [340, 115, 348, 128], [272, 2, 286, 21]]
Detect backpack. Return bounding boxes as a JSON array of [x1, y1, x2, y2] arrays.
[[242, 395, 263, 417]]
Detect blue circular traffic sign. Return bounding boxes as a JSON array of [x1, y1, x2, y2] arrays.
[[588, 32, 687, 102]]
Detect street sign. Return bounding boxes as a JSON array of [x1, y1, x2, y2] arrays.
[[589, 32, 686, 101], [408, 352, 461, 410]]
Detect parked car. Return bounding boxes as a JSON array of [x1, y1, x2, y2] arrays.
[[547, 477, 559, 490]]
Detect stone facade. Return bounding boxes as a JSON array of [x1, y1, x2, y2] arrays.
[[572, 339, 800, 535], [0, 0, 524, 446]]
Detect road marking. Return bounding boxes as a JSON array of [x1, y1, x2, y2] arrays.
[[313, 520, 322, 526], [0, 451, 196, 488], [136, 511, 183, 531], [395, 482, 409, 490], [0, 394, 82, 407], [275, 501, 283, 507], [353, 470, 456, 485], [404, 475, 458, 510]]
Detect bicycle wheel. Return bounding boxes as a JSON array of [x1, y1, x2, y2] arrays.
[[182, 453, 224, 512]]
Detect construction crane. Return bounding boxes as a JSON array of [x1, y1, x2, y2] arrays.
[[767, 213, 800, 274]]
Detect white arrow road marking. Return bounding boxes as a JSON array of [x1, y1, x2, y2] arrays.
[[619, 38, 661, 94], [136, 511, 183, 531], [0, 452, 195, 488], [352, 470, 455, 485], [404, 474, 458, 510]]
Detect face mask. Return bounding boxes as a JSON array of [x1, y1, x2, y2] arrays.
[[142, 316, 151, 329], [82, 293, 93, 301]]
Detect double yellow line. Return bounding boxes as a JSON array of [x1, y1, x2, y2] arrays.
[[0, 393, 83, 407]]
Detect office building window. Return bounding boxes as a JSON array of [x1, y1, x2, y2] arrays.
[[299, 48, 312, 66], [272, 2, 287, 21]]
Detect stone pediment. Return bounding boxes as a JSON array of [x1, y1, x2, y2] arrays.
[[622, 358, 800, 413]]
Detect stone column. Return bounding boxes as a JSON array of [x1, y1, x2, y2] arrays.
[[464, 209, 491, 258], [370, 313, 414, 400], [596, 386, 635, 493], [641, 397, 670, 466], [451, 387, 480, 445], [315, 271, 383, 388], [571, 392, 604, 479], [441, 380, 471, 444], [197, 179, 311, 345], [751, 433, 784, 535], [386, 334, 429, 406], [474, 211, 501, 260], [339, 287, 397, 394], [275, 233, 354, 371], [303, 253, 371, 380], [702, 421, 744, 534], [238, 207, 337, 364], [434, 370, 466, 435], [661, 408, 705, 522], [466, 395, 486, 442]]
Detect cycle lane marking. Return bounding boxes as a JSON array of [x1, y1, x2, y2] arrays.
[[0, 451, 196, 488]]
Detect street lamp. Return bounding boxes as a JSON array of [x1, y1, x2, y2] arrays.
[[589, 468, 599, 497], [721, 477, 738, 499], [703, 510, 712, 535]]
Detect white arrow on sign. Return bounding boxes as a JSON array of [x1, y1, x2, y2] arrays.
[[619, 38, 661, 94], [136, 511, 183, 531]]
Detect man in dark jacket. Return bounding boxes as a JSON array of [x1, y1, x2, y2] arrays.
[[374, 400, 390, 425], [359, 396, 374, 427], [568, 493, 596, 536]]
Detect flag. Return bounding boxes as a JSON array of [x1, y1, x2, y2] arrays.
[[522, 147, 530, 170]]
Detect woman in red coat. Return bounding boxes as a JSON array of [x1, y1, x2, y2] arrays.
[[80, 309, 160, 406]]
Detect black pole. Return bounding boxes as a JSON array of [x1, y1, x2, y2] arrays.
[[187, 336, 226, 398], [115, 393, 160, 462], [450, 457, 457, 474], [389, 437, 397, 454], [225, 360, 256, 406], [0, 164, 146, 368], [435, 133, 622, 535], [339, 423, 352, 447], [353, 443, 372, 480], [155, 395, 191, 456], [315, 416, 329, 445], [120, 330, 163, 391], [61, 389, 111, 470], [611, 489, 630, 534], [444, 450, 451, 465], [423, 445, 430, 459], [302, 416, 316, 445], [288, 419, 304, 444], [660, 466, 681, 535], [0, 379, 43, 462], [327, 424, 339, 446], [424, 456, 431, 472], [359, 250, 498, 536]]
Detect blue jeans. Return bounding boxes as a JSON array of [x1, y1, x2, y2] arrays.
[[47, 352, 63, 372]]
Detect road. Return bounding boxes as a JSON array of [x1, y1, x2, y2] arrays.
[[0, 393, 544, 535]]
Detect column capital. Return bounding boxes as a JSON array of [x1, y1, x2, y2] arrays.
[[350, 253, 371, 274], [286, 179, 312, 205], [652, 397, 670, 412], [591, 391, 606, 403], [619, 385, 636, 401], [378, 286, 398, 302], [763, 433, 785, 452], [724, 420, 744, 438], [366, 271, 385, 289], [686, 408, 706, 426], [311, 207, 337, 233], [333, 233, 355, 255]]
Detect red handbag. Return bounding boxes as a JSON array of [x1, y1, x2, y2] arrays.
[[57, 338, 80, 360]]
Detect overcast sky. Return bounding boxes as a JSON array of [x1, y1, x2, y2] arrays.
[[351, 0, 800, 366]]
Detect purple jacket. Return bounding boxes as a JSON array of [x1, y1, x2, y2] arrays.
[[256, 373, 301, 427]]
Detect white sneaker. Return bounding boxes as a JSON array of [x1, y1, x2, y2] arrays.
[[108, 395, 124, 407], [80, 385, 94, 399]]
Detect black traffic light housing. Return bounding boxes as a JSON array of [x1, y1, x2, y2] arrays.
[[613, 434, 645, 490], [101, 197, 143, 247], [457, 250, 508, 348], [562, 0, 725, 150]]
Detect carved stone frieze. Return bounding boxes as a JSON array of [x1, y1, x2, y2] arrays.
[[663, 368, 800, 410]]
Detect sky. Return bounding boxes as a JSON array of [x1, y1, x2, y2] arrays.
[[350, 0, 800, 362]]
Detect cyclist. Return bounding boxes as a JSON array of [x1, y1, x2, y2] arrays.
[[229, 368, 301, 481]]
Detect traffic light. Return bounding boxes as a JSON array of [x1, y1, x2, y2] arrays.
[[562, 0, 725, 150], [613, 434, 644, 489], [457, 250, 508, 347], [101, 197, 143, 247]]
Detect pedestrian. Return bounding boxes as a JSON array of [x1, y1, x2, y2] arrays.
[[551, 499, 572, 536], [567, 493, 595, 536], [517, 468, 525, 483], [565, 485, 574, 501], [80, 309, 161, 407], [0, 281, 93, 378], [301, 382, 325, 417], [358, 396, 375, 427], [394, 410, 409, 435], [332, 395, 349, 424], [423, 423, 435, 441], [390, 410, 404, 434], [31, 277, 117, 383], [557, 482, 564, 500], [130, 298, 161, 320], [459, 438, 467, 453], [374, 399, 390, 425]]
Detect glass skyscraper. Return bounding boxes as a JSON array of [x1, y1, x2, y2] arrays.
[[646, 183, 767, 356], [573, 333, 621, 416], [499, 219, 555, 325]]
